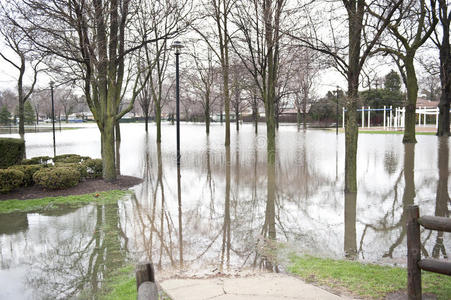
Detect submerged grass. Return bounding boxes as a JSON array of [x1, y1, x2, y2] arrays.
[[288, 255, 451, 299], [0, 190, 130, 214]]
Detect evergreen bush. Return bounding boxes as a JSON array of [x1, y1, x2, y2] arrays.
[[0, 169, 24, 193], [33, 166, 81, 190], [0, 138, 25, 168]]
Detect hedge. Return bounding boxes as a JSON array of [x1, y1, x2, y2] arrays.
[[21, 156, 51, 166], [0, 169, 24, 193], [53, 154, 90, 164], [55, 162, 88, 179], [82, 159, 103, 179], [8, 164, 43, 186], [0, 138, 25, 168], [33, 166, 81, 190]]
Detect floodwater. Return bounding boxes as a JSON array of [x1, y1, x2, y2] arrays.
[[0, 123, 449, 299]]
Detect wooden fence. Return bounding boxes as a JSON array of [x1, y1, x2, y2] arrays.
[[136, 263, 158, 300], [407, 206, 451, 300]]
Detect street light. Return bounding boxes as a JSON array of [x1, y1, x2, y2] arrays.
[[171, 40, 184, 268], [171, 40, 184, 166], [50, 81, 56, 157]]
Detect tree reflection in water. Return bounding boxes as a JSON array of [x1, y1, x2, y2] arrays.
[[25, 203, 128, 299], [432, 137, 449, 258]]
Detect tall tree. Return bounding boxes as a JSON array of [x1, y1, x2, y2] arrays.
[[374, 0, 438, 143], [296, 0, 402, 193], [0, 3, 42, 140], [194, 0, 233, 146], [436, 0, 451, 136], [19, 0, 184, 180]]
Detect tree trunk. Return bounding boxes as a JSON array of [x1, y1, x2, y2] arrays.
[[297, 107, 301, 130], [155, 99, 161, 143], [235, 105, 239, 131], [115, 121, 121, 176], [205, 94, 210, 135], [252, 97, 258, 134], [403, 56, 418, 144], [102, 117, 116, 181], [145, 111, 149, 132], [437, 6, 451, 136]]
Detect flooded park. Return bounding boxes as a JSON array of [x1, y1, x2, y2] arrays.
[[0, 123, 449, 299]]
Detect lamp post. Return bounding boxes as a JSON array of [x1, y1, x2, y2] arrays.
[[171, 40, 184, 268], [336, 86, 340, 135], [172, 40, 183, 165], [50, 81, 56, 157]]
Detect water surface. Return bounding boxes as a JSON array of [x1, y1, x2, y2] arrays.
[[0, 123, 449, 298]]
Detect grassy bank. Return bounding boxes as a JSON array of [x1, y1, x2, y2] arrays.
[[288, 255, 451, 299], [100, 264, 171, 300], [358, 130, 435, 135], [0, 190, 130, 214]]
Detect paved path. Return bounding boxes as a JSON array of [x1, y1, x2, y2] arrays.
[[160, 273, 351, 300]]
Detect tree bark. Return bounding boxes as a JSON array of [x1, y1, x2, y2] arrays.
[[403, 56, 418, 144], [155, 100, 161, 143], [102, 117, 116, 181], [205, 92, 210, 135], [115, 121, 121, 176], [437, 1, 451, 136]]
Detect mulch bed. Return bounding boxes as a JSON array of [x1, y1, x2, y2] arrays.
[[0, 175, 143, 201]]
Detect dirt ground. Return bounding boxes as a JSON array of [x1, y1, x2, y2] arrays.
[[0, 175, 143, 201]]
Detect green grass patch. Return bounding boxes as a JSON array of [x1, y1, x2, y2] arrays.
[[288, 255, 451, 299], [101, 265, 137, 300], [100, 264, 171, 300], [358, 130, 436, 135], [0, 190, 130, 214]]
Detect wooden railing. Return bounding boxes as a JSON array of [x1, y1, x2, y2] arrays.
[[136, 263, 158, 300], [407, 206, 451, 300]]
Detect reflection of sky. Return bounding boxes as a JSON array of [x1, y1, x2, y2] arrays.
[[0, 123, 450, 297]]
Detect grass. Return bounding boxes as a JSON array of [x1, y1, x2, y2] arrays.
[[358, 130, 436, 135], [101, 265, 137, 300], [0, 190, 130, 214], [100, 264, 171, 300], [288, 255, 451, 299]]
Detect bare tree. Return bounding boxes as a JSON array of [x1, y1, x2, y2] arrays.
[[188, 45, 218, 134], [193, 0, 234, 146], [18, 0, 186, 180], [373, 0, 438, 143], [0, 3, 43, 140], [291, 0, 403, 194], [435, 0, 451, 136]]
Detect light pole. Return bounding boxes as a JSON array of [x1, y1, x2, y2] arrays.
[[172, 41, 183, 166], [171, 40, 184, 268], [336, 86, 340, 135], [50, 81, 56, 157]]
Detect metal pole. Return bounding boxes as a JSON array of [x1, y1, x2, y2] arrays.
[[336, 86, 339, 135], [176, 50, 180, 166], [51, 85, 56, 157]]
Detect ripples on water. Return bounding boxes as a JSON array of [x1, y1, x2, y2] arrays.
[[0, 123, 449, 298]]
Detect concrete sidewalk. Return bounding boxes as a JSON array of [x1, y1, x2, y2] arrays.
[[160, 273, 352, 300]]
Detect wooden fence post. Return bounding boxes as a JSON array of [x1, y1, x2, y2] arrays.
[[136, 263, 158, 300], [136, 263, 155, 290], [407, 206, 422, 300]]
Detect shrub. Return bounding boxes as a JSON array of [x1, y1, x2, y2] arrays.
[[8, 164, 43, 186], [0, 169, 24, 193], [0, 138, 25, 168], [33, 166, 81, 190], [53, 154, 90, 164], [21, 156, 51, 166], [55, 162, 88, 179], [82, 159, 103, 179]]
